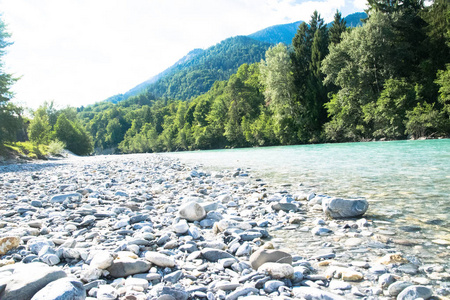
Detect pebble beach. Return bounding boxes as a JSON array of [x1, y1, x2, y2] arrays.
[[0, 153, 448, 300]]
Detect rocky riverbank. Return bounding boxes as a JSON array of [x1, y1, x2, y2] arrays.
[[0, 154, 448, 300]]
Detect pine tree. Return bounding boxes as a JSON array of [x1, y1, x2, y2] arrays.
[[329, 10, 347, 45]]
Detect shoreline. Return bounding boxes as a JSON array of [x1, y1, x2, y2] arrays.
[[0, 154, 448, 299]]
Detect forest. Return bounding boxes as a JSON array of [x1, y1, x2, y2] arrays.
[[1, 0, 449, 156]]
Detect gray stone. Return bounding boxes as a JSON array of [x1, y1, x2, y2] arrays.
[[160, 287, 188, 300], [107, 258, 151, 278], [271, 202, 298, 212], [164, 270, 183, 283], [311, 226, 333, 236], [215, 281, 241, 291], [30, 200, 43, 208], [178, 201, 206, 222], [258, 263, 294, 279], [38, 245, 60, 266], [396, 285, 432, 300], [28, 238, 55, 255], [124, 277, 149, 290], [200, 201, 218, 212], [292, 286, 346, 300], [30, 277, 86, 300], [225, 287, 259, 300], [329, 280, 352, 290], [239, 231, 263, 241], [79, 215, 96, 227], [235, 242, 252, 256], [173, 219, 189, 234], [129, 214, 148, 224], [378, 273, 396, 288], [145, 251, 175, 267], [201, 248, 236, 262], [188, 226, 202, 239], [96, 285, 117, 300], [90, 251, 114, 269], [388, 281, 413, 296], [263, 280, 285, 293], [50, 193, 82, 204], [0, 262, 67, 300], [322, 198, 369, 218], [249, 248, 292, 270]]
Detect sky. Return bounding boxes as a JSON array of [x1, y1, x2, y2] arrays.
[[0, 0, 367, 110]]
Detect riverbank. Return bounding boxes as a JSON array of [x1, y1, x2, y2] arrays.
[[0, 154, 448, 299]]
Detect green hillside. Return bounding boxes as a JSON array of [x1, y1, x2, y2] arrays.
[[145, 36, 271, 100]]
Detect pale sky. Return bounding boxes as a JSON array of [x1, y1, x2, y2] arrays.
[[0, 0, 367, 110]]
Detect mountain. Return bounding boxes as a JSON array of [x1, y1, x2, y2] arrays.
[[105, 48, 205, 103], [248, 21, 303, 45], [248, 12, 366, 47], [105, 12, 367, 103], [144, 36, 271, 100], [343, 12, 367, 27]]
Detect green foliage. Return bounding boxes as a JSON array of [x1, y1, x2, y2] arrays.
[[0, 15, 22, 144], [329, 10, 347, 45], [363, 78, 418, 139], [28, 114, 52, 144], [3, 141, 47, 159], [47, 139, 66, 156], [405, 102, 447, 138], [260, 44, 297, 144], [54, 113, 93, 155], [436, 64, 450, 115]]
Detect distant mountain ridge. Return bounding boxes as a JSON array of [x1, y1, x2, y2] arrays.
[[248, 12, 366, 45], [105, 11, 367, 103]]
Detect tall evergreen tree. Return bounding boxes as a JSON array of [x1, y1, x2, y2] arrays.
[[329, 10, 347, 45], [292, 11, 329, 142]]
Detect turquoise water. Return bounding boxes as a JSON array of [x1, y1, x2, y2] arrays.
[[164, 139, 450, 255]]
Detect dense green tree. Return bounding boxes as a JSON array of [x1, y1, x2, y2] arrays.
[[404, 102, 446, 138], [260, 43, 297, 144], [28, 114, 51, 144], [322, 11, 401, 140], [436, 64, 450, 115], [0, 16, 21, 144], [291, 11, 329, 142], [54, 113, 93, 155], [363, 78, 418, 139], [329, 10, 347, 45]]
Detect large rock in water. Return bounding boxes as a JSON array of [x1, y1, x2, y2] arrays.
[[178, 201, 206, 222], [249, 248, 292, 270], [0, 262, 67, 300], [30, 277, 86, 300], [322, 198, 369, 218]]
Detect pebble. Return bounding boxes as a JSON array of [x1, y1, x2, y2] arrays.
[[0, 154, 443, 300]]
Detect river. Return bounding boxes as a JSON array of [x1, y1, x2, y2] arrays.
[[164, 139, 450, 263]]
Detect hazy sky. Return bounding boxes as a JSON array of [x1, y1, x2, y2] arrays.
[[0, 0, 367, 109]]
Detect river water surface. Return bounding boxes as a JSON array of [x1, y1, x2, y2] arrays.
[[164, 139, 450, 263]]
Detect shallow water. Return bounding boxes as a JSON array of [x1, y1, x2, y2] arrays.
[[164, 139, 450, 263]]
